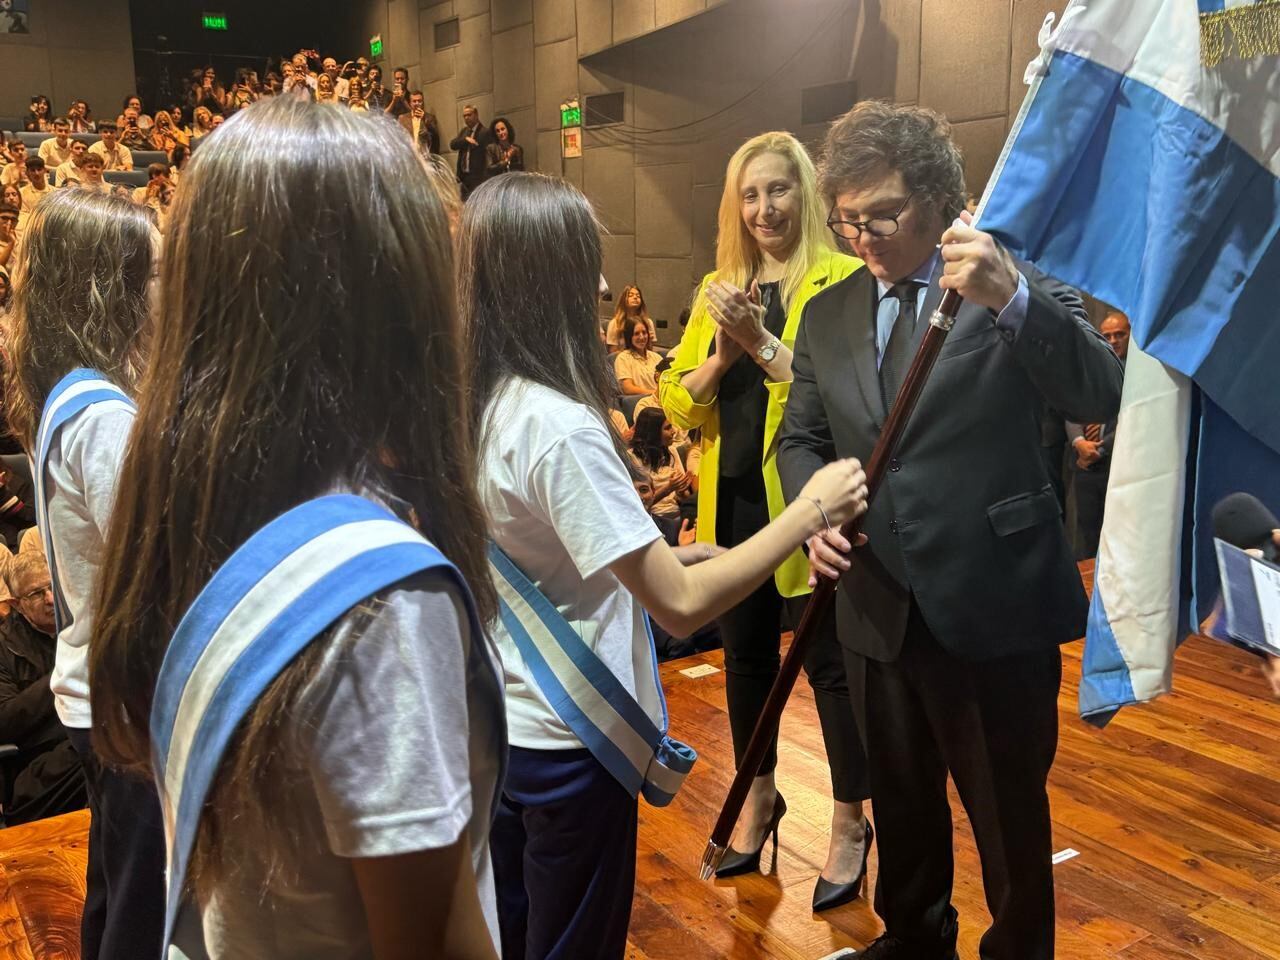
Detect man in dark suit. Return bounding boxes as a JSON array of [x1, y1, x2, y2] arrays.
[[777, 102, 1123, 960], [1066, 311, 1130, 558], [397, 90, 441, 156], [449, 103, 488, 199]]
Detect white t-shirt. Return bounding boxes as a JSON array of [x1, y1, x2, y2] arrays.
[[478, 378, 662, 750], [43, 399, 133, 728], [187, 570, 505, 958]]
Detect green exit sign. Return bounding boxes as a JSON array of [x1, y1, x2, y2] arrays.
[[370, 34, 383, 58], [202, 12, 228, 30], [560, 104, 581, 128]]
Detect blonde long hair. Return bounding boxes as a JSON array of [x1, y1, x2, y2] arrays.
[[704, 131, 832, 315]]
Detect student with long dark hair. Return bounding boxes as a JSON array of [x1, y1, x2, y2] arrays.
[[461, 171, 869, 960], [88, 97, 505, 960], [5, 187, 163, 960]]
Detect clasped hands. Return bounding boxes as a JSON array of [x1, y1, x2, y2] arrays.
[[706, 280, 770, 362]]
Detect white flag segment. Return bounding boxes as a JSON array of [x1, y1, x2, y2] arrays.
[[980, 0, 1280, 456], [1079, 347, 1193, 722]]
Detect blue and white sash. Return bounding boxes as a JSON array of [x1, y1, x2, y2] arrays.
[[150, 494, 490, 958], [489, 544, 696, 807], [32, 368, 136, 634]]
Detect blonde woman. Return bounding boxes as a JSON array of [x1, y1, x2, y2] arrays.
[[190, 106, 216, 142], [659, 131, 870, 909], [150, 110, 189, 153]]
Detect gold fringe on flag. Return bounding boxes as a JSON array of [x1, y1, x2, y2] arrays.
[[1201, 0, 1280, 67]]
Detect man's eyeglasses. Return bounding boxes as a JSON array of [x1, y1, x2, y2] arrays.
[[827, 191, 915, 241], [18, 584, 52, 604]]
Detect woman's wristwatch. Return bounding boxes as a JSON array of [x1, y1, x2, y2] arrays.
[[756, 337, 782, 364]]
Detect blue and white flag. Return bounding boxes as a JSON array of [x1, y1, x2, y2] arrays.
[[978, 0, 1280, 723]]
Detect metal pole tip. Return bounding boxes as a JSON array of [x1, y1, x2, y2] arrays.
[[699, 839, 726, 881]]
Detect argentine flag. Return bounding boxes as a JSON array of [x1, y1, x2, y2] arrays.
[[978, 0, 1280, 723]]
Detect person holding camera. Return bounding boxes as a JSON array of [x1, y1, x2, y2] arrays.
[[383, 66, 413, 119], [398, 91, 441, 155]]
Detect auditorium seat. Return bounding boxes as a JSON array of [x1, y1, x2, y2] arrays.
[[70, 133, 99, 146], [104, 170, 148, 188], [0, 119, 21, 137], [131, 149, 168, 168], [16, 132, 46, 150], [619, 393, 643, 425]]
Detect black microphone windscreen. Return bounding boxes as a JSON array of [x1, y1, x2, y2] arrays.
[[1212, 492, 1279, 553]]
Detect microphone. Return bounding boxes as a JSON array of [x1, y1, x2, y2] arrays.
[[1212, 492, 1280, 564]]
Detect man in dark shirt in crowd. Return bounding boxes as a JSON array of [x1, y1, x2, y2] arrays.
[[0, 552, 86, 825]]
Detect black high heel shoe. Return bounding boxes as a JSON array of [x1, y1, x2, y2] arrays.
[[714, 792, 788, 878], [812, 819, 874, 912]]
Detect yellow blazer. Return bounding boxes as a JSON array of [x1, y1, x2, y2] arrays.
[[658, 250, 862, 597]]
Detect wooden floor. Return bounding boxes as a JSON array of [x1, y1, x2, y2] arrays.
[[632, 572, 1280, 958], [0, 810, 87, 960], [1, 571, 1278, 959]]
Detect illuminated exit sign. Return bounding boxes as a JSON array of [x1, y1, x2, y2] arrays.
[[370, 34, 384, 58], [202, 12, 228, 30], [560, 102, 581, 128]]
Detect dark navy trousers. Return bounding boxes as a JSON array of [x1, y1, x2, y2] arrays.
[[492, 746, 637, 960]]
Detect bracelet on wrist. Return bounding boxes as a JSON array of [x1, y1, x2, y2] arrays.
[[797, 495, 833, 534]]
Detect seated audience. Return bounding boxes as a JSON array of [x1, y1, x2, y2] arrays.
[[615, 315, 664, 395], [18, 157, 51, 209], [89, 122, 133, 171], [605, 283, 658, 352], [190, 106, 217, 143], [226, 69, 258, 113], [629, 407, 694, 524], [0, 552, 88, 827], [119, 109, 151, 150], [0, 203, 18, 269], [76, 153, 111, 194], [1, 141, 28, 187], [150, 110, 188, 152], [169, 143, 190, 185], [2, 185, 24, 239], [632, 357, 688, 442], [67, 99, 95, 133], [484, 118, 524, 178], [38, 118, 75, 168], [132, 163, 171, 204], [116, 95, 154, 133], [188, 67, 226, 114], [0, 458, 33, 550], [22, 95, 51, 133], [54, 139, 89, 187]]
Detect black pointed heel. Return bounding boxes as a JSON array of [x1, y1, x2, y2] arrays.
[[812, 819, 874, 912], [714, 792, 788, 878]]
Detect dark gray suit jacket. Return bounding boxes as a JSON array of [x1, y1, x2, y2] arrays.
[[777, 263, 1124, 663]]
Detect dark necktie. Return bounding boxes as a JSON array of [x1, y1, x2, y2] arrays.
[[880, 281, 920, 409]]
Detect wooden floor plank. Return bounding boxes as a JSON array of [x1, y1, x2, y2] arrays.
[[632, 565, 1280, 959]]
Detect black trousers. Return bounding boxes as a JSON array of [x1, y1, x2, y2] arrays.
[[843, 603, 1061, 960], [492, 747, 637, 960], [1069, 465, 1109, 560], [66, 727, 166, 960], [716, 474, 868, 803]]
